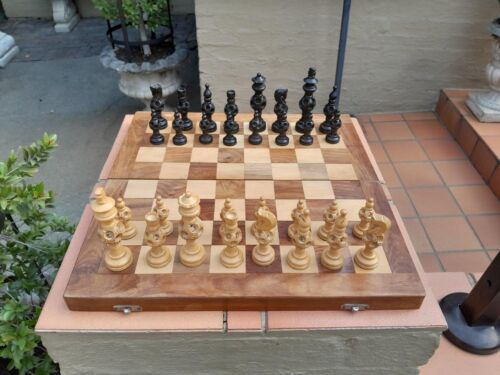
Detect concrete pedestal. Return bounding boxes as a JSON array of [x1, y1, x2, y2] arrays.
[[51, 0, 80, 33], [0, 32, 19, 68]]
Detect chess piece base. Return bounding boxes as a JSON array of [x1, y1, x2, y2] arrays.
[[150, 133, 165, 145], [249, 132, 263, 145], [317, 224, 331, 242], [321, 249, 344, 271], [275, 134, 289, 146], [182, 119, 193, 131], [352, 223, 366, 240], [199, 133, 213, 144], [122, 224, 137, 240], [319, 122, 331, 134], [271, 121, 280, 133], [220, 246, 244, 268], [354, 248, 378, 270], [223, 134, 237, 146], [180, 243, 206, 267], [173, 135, 187, 146], [105, 245, 133, 272], [286, 248, 310, 270], [299, 134, 313, 146], [207, 121, 217, 133], [147, 245, 172, 268], [252, 245, 275, 266], [326, 133, 340, 144]]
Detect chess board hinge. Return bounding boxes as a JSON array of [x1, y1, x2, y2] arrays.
[[113, 304, 143, 314], [341, 303, 370, 312]]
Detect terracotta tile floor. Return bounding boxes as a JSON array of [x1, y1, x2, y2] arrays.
[[358, 112, 499, 273]]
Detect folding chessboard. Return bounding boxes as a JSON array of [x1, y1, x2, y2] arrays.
[[64, 112, 426, 311]]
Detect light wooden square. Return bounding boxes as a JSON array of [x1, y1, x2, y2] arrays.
[[290, 122, 317, 135], [280, 246, 319, 273], [219, 134, 244, 148], [275, 199, 300, 221], [318, 136, 346, 149], [302, 180, 334, 199], [167, 134, 194, 147], [195, 121, 221, 134], [190, 148, 219, 163], [337, 199, 366, 221], [122, 221, 147, 246], [326, 164, 358, 180], [186, 180, 216, 199], [135, 246, 175, 274], [311, 221, 328, 246], [123, 180, 158, 199], [164, 199, 181, 220], [244, 181, 275, 199], [159, 163, 190, 179], [269, 134, 295, 149], [214, 199, 246, 220], [217, 163, 245, 179], [349, 246, 391, 274], [244, 148, 271, 163], [177, 221, 213, 245], [243, 122, 269, 135], [145, 125, 171, 134], [272, 163, 301, 180], [209, 245, 246, 273], [245, 221, 279, 245], [136, 147, 166, 163], [295, 149, 324, 163]]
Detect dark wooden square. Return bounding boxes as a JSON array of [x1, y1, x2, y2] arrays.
[[274, 181, 305, 199], [188, 163, 217, 180], [218, 148, 244, 163], [215, 180, 245, 199]]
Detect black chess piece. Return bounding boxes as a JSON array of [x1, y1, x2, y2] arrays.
[[248, 125, 263, 145], [199, 113, 213, 144], [299, 119, 314, 146], [295, 68, 318, 134], [223, 90, 239, 146], [325, 108, 342, 144], [249, 73, 267, 133], [272, 88, 289, 134], [176, 85, 193, 131], [172, 111, 187, 146], [319, 85, 338, 134], [149, 116, 165, 145], [150, 84, 167, 130], [201, 83, 217, 133], [275, 121, 289, 147]]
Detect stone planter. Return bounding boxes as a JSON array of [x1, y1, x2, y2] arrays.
[[100, 24, 189, 108], [466, 20, 500, 122]]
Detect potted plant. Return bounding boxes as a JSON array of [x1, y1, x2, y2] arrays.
[[95, 0, 189, 106]]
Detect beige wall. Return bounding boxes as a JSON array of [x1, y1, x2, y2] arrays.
[[195, 0, 497, 114]]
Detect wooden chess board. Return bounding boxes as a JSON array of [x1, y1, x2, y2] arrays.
[[64, 112, 425, 311]]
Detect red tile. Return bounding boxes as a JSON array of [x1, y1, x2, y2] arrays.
[[470, 140, 497, 181], [420, 139, 466, 161], [433, 160, 483, 186], [468, 116, 500, 136], [483, 135, 500, 160], [450, 185, 500, 214], [368, 142, 389, 163], [404, 218, 433, 253], [394, 162, 443, 188], [440, 100, 462, 137], [384, 140, 428, 162], [402, 112, 437, 121], [360, 122, 379, 142], [379, 163, 401, 188], [489, 165, 500, 199], [408, 187, 461, 217], [418, 254, 443, 272], [439, 251, 491, 273], [370, 113, 403, 122], [489, 250, 499, 259], [374, 121, 414, 141], [468, 215, 500, 249], [422, 216, 482, 251], [435, 91, 448, 117], [355, 114, 371, 123], [408, 120, 450, 139], [456, 119, 478, 156], [390, 188, 416, 218]]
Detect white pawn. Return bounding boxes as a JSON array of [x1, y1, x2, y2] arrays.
[[116, 197, 137, 240], [317, 200, 339, 241], [321, 209, 348, 271]]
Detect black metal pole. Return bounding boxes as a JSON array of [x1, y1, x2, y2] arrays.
[[334, 0, 352, 107]]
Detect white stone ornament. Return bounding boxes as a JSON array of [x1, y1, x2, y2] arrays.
[[0, 32, 20, 68], [51, 0, 80, 33]]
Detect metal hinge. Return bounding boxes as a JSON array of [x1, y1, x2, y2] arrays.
[[341, 303, 369, 312], [113, 305, 142, 314]]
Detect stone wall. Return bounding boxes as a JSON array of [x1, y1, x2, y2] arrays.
[[195, 0, 497, 114]]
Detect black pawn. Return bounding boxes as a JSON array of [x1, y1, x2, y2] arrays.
[[248, 126, 262, 145], [272, 88, 289, 134], [199, 113, 213, 144], [295, 68, 318, 134], [150, 84, 167, 130], [299, 119, 314, 146], [201, 83, 217, 133], [177, 85, 193, 131], [319, 85, 338, 134], [172, 111, 187, 146], [249, 73, 267, 133], [275, 125, 289, 146], [325, 109, 342, 144], [223, 90, 239, 146]]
